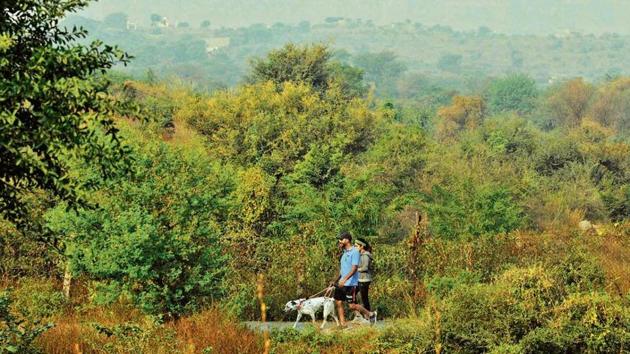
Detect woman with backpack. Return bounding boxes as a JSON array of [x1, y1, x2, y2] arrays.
[[355, 238, 373, 314]]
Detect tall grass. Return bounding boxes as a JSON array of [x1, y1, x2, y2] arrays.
[[171, 308, 263, 354], [35, 304, 262, 353]]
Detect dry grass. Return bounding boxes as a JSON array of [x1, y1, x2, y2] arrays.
[[170, 308, 263, 354], [37, 316, 103, 354], [583, 224, 630, 296], [36, 303, 176, 354], [35, 303, 261, 354]]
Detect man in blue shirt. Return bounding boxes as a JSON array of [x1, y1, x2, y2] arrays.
[[333, 231, 377, 326]]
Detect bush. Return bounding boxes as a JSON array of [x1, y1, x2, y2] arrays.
[[552, 292, 629, 352], [271, 325, 376, 353], [485, 74, 538, 115], [430, 262, 628, 353], [90, 322, 176, 354], [377, 319, 433, 353], [425, 270, 481, 300], [520, 293, 629, 353], [488, 343, 525, 354], [553, 250, 606, 292], [370, 275, 417, 318], [12, 279, 67, 320], [518, 327, 566, 353], [426, 184, 523, 239], [494, 266, 563, 340], [438, 283, 514, 352], [46, 134, 233, 318], [534, 136, 583, 176], [0, 290, 53, 354], [436, 266, 560, 352]]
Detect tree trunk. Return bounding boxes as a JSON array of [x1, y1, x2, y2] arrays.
[[62, 262, 72, 299]]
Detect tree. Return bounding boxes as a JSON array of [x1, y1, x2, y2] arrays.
[[511, 50, 524, 69], [437, 96, 486, 139], [353, 51, 407, 97], [426, 184, 523, 239], [545, 78, 594, 128], [247, 43, 331, 92], [396, 73, 456, 107], [185, 81, 382, 177], [46, 133, 232, 318], [485, 74, 538, 115], [477, 26, 493, 37], [150, 13, 162, 24], [102, 12, 128, 30], [590, 77, 630, 134], [200, 20, 211, 29], [437, 53, 463, 73], [0, 0, 131, 223], [297, 20, 311, 33], [247, 43, 365, 98], [327, 61, 368, 98]]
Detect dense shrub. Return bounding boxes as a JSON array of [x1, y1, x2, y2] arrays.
[[428, 264, 628, 353], [0, 290, 53, 354], [553, 250, 606, 292], [271, 325, 376, 353], [534, 135, 584, 176], [46, 129, 232, 318], [438, 282, 514, 352], [485, 74, 538, 115], [12, 279, 67, 320], [376, 319, 433, 353], [173, 308, 263, 354], [425, 270, 482, 300], [425, 184, 523, 239], [520, 293, 629, 353]]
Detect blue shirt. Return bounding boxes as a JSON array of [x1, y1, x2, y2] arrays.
[[340, 246, 360, 286]]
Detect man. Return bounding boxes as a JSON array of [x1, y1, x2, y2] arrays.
[[333, 231, 377, 327]]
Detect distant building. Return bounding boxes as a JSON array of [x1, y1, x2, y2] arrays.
[[157, 17, 169, 28], [204, 37, 230, 54], [126, 20, 137, 31]]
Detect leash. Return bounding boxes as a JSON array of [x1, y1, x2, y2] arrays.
[[296, 285, 335, 311], [308, 285, 335, 299]]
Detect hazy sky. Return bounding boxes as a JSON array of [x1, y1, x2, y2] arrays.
[[78, 0, 630, 35]]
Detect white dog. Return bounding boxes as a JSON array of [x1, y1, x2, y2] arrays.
[[284, 297, 340, 329]]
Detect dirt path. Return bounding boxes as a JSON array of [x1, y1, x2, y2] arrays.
[[244, 320, 389, 332]]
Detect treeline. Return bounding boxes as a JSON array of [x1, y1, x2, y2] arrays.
[[63, 12, 630, 92]]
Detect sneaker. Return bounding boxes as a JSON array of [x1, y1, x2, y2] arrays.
[[369, 310, 377, 325]]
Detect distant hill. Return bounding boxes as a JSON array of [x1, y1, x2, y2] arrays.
[[63, 13, 630, 90], [77, 0, 630, 35]]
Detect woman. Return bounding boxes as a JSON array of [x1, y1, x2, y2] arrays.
[[355, 238, 373, 313]]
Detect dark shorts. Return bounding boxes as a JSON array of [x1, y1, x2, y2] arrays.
[[333, 286, 357, 303]]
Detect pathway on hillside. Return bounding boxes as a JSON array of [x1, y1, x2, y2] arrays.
[[245, 320, 390, 332]]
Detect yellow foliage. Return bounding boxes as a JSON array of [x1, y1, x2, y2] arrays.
[[437, 95, 485, 139], [589, 77, 630, 133], [546, 78, 595, 128], [185, 81, 383, 174], [0, 33, 13, 52]]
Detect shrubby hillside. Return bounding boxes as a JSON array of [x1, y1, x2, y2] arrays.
[[62, 13, 630, 92], [1, 1, 629, 352]]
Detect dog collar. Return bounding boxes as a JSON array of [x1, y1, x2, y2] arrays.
[[296, 299, 306, 311]]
